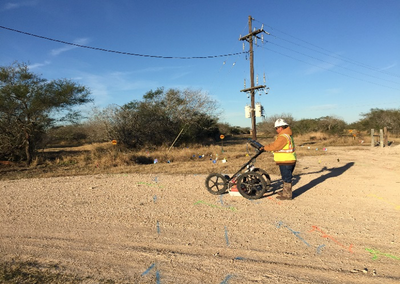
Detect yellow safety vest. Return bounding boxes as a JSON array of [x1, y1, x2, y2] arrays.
[[273, 133, 297, 163]]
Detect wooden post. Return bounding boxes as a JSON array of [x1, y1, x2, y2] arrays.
[[380, 129, 384, 148], [371, 129, 374, 147], [383, 127, 388, 147]]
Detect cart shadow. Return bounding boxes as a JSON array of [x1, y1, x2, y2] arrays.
[[292, 162, 355, 199]]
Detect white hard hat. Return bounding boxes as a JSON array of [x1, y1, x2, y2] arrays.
[[274, 118, 289, 128]]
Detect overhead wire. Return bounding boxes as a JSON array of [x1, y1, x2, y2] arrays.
[[265, 41, 399, 85], [248, 18, 399, 91], [254, 18, 400, 79], [271, 35, 400, 79], [0, 25, 248, 59], [256, 43, 399, 91], [208, 22, 249, 92]]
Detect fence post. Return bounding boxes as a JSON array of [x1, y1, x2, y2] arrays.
[[383, 127, 388, 147], [380, 129, 384, 148], [371, 129, 374, 147]]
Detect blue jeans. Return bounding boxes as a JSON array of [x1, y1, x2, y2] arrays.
[[279, 164, 296, 183]]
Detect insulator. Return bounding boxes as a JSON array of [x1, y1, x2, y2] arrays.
[[242, 42, 245, 51], [263, 73, 266, 83], [261, 24, 264, 30], [244, 79, 246, 88], [232, 62, 236, 66], [261, 34, 264, 43], [256, 74, 259, 85], [255, 37, 257, 45], [223, 61, 226, 65]]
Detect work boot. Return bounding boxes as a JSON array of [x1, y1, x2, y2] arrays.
[[276, 182, 289, 196], [276, 182, 292, 200], [277, 183, 285, 196]]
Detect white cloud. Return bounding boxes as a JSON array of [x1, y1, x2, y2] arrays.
[[76, 71, 158, 107], [303, 61, 337, 76], [28, 60, 51, 70], [302, 53, 343, 76], [380, 62, 397, 71], [2, 1, 38, 11], [170, 71, 191, 80], [50, 38, 90, 56]]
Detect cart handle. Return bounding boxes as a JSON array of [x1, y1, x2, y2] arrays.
[[248, 139, 264, 151]]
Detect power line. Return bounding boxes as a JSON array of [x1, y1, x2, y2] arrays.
[[246, 19, 399, 90], [259, 44, 400, 91], [271, 34, 400, 79], [264, 41, 399, 85], [0, 25, 248, 59], [253, 18, 400, 79]]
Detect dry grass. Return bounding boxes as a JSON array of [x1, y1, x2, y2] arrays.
[[1, 133, 397, 181]]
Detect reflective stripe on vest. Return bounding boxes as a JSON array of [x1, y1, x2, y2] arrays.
[[276, 134, 295, 153], [273, 133, 296, 162]]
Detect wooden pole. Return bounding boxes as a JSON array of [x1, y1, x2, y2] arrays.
[[239, 16, 267, 140], [380, 129, 384, 148], [248, 16, 256, 140], [239, 17, 267, 140], [168, 127, 185, 152], [371, 129, 374, 147]]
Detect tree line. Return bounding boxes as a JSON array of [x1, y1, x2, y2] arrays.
[[1, 62, 399, 164], [258, 110, 400, 137]]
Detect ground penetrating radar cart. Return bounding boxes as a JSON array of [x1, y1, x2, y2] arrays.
[[205, 139, 272, 199]]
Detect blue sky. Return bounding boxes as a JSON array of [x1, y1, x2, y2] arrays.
[[1, 0, 399, 127]]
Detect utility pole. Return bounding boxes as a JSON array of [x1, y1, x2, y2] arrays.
[[240, 16, 269, 140]]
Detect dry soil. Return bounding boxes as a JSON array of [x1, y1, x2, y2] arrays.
[[1, 145, 400, 283]]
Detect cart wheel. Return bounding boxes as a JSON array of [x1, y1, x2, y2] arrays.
[[205, 173, 228, 195], [236, 172, 267, 199], [253, 168, 272, 190]]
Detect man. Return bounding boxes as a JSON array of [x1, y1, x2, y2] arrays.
[[260, 119, 296, 200]]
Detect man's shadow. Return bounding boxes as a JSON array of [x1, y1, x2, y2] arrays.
[[291, 162, 355, 199]]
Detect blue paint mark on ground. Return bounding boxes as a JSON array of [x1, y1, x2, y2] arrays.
[[317, 244, 326, 254], [277, 221, 311, 247], [141, 263, 155, 276], [220, 274, 234, 284], [224, 226, 229, 246]]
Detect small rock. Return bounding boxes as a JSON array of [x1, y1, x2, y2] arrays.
[[350, 269, 358, 273], [362, 268, 368, 274]]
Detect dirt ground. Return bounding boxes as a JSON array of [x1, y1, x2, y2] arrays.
[[1, 145, 400, 283]]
